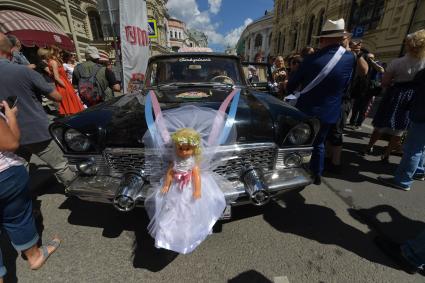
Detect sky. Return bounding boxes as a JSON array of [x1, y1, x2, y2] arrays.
[[166, 0, 274, 51]]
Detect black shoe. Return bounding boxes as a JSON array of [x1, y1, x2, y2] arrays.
[[413, 173, 425, 181], [359, 146, 373, 156], [374, 236, 418, 274], [313, 175, 321, 185]]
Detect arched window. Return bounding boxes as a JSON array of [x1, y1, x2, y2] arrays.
[[268, 32, 272, 48], [179, 32, 181, 39], [316, 9, 325, 36], [292, 26, 298, 50], [277, 32, 282, 53], [247, 38, 251, 49], [306, 15, 315, 45], [174, 31, 177, 38], [254, 34, 263, 47], [170, 31, 173, 38], [88, 11, 103, 41]]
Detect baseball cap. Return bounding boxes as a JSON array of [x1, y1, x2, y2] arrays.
[[85, 46, 100, 60]]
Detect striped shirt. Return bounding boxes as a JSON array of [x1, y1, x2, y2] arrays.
[[0, 112, 24, 173]]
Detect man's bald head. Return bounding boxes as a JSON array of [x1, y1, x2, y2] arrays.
[[0, 33, 12, 56]]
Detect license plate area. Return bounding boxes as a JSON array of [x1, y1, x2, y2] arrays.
[[220, 205, 232, 220]]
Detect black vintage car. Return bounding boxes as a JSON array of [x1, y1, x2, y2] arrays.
[[50, 53, 319, 216]]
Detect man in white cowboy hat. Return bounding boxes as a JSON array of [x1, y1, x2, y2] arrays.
[[287, 18, 358, 185]]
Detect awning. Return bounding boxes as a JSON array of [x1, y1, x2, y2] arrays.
[[0, 10, 75, 51]]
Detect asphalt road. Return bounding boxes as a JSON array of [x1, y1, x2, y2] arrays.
[[2, 122, 424, 283]]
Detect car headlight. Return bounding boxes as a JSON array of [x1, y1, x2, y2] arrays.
[[286, 123, 311, 145], [64, 129, 91, 152]]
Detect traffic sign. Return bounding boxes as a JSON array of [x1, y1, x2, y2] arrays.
[[148, 19, 158, 38], [352, 26, 364, 38]]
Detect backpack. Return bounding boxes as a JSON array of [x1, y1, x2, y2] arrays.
[[76, 63, 105, 107], [410, 68, 425, 123]]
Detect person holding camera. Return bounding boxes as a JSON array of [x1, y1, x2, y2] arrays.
[[349, 51, 385, 129], [0, 33, 75, 187], [0, 101, 60, 280]]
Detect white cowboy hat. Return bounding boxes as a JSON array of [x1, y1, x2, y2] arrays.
[[313, 18, 352, 38]]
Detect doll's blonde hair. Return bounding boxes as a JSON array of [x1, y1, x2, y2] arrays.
[[406, 29, 425, 59], [171, 128, 202, 158]]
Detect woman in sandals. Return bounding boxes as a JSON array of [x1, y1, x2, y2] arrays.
[[363, 30, 425, 162], [0, 100, 60, 281]]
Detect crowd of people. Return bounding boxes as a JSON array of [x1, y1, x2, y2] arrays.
[[0, 32, 122, 280], [261, 18, 425, 275]]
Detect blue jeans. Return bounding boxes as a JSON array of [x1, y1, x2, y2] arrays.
[[402, 229, 425, 270], [394, 122, 425, 188], [310, 123, 332, 176], [0, 165, 39, 277]]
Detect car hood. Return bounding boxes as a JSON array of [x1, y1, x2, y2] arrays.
[[56, 87, 308, 150]]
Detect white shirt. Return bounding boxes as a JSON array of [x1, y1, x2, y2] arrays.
[[0, 113, 24, 173], [386, 54, 425, 83], [63, 63, 75, 83]]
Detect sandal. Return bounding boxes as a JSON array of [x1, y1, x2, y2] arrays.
[[30, 238, 61, 270]]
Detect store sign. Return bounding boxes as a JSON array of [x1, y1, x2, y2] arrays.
[[119, 0, 149, 93], [148, 19, 158, 39]]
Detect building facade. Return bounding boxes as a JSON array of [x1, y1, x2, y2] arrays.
[[271, 0, 351, 58], [146, 0, 169, 55], [271, 0, 425, 62], [237, 10, 274, 62], [187, 29, 208, 48], [167, 17, 209, 52], [349, 0, 425, 62], [0, 0, 111, 61]]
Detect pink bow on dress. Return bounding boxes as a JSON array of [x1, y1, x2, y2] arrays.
[[173, 171, 192, 190]]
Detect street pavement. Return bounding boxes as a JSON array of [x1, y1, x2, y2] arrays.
[[2, 121, 425, 283]]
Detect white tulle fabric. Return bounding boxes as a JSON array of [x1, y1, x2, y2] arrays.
[[143, 105, 236, 254]]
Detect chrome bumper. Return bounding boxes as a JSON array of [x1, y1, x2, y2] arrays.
[[66, 167, 312, 206]]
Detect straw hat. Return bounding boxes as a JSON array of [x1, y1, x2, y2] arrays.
[[313, 18, 352, 38]]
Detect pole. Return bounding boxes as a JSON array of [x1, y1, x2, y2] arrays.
[[64, 0, 81, 61], [106, 0, 120, 62], [106, 0, 123, 91]]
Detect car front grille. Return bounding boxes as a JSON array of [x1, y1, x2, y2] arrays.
[[84, 144, 278, 180]]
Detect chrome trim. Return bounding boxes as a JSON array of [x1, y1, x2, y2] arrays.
[[66, 167, 312, 209], [113, 173, 145, 212]]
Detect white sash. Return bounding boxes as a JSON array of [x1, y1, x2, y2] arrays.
[[285, 46, 347, 104]]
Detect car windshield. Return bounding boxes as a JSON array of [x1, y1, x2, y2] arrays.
[[145, 56, 243, 87]]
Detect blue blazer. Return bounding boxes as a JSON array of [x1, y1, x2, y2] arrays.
[[287, 44, 356, 124]]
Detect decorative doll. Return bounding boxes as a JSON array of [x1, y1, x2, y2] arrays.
[[145, 127, 226, 254]]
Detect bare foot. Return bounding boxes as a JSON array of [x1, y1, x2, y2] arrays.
[[30, 237, 60, 270]]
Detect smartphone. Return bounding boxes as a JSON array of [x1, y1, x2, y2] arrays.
[[1, 96, 18, 114]]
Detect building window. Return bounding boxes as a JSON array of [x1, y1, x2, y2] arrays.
[[292, 27, 298, 50], [179, 32, 181, 39], [247, 38, 251, 49], [277, 32, 282, 54], [316, 9, 325, 36], [88, 11, 103, 41], [174, 31, 177, 38], [350, 0, 385, 31], [268, 32, 272, 48], [254, 34, 263, 48], [306, 15, 315, 45], [170, 31, 173, 38], [281, 34, 285, 53]]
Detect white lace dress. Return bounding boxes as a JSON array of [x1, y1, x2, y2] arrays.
[[145, 155, 226, 254]]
